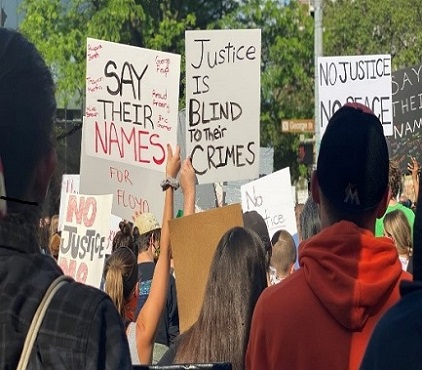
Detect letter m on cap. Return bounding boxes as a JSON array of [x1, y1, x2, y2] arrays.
[[344, 183, 360, 205]]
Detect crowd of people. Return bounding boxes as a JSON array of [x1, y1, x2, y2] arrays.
[[0, 28, 421, 369]]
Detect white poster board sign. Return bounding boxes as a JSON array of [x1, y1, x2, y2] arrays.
[[58, 174, 123, 253], [80, 124, 165, 224], [58, 193, 113, 288], [58, 175, 80, 231], [318, 54, 393, 137], [84, 38, 181, 170], [241, 167, 297, 238], [185, 29, 261, 184]]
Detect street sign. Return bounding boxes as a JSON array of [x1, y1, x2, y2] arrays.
[[281, 119, 315, 133]]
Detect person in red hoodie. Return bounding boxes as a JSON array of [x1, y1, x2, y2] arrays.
[[246, 103, 412, 370]]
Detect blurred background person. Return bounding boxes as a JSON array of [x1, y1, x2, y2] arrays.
[[383, 209, 413, 273]]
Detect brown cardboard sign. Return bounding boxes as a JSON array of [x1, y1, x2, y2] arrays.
[[169, 204, 243, 333]]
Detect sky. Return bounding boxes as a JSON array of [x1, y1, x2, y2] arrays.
[[1, 0, 22, 29]]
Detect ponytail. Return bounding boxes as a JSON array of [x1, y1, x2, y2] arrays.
[[103, 247, 138, 320], [104, 263, 125, 317]]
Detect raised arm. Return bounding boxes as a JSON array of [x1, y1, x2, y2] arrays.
[[408, 156, 420, 205], [179, 157, 196, 216], [136, 144, 181, 363]]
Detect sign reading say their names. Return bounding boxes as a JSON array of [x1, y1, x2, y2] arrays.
[[241, 167, 297, 238], [318, 54, 393, 137], [58, 193, 113, 288], [85, 38, 181, 172], [388, 63, 422, 172], [185, 29, 261, 184]]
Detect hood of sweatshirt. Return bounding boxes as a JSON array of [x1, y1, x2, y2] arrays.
[[299, 221, 402, 331]]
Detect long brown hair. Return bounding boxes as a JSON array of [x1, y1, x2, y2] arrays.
[[384, 209, 412, 256], [174, 227, 268, 370], [103, 247, 138, 318]]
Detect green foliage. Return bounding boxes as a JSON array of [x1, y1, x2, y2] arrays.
[[220, 1, 315, 180], [21, 0, 420, 187], [324, 0, 422, 69], [19, 0, 196, 106]]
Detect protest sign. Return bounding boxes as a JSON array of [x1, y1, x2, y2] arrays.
[[58, 175, 80, 231], [58, 193, 113, 288], [388, 63, 422, 172], [84, 38, 180, 171], [224, 147, 274, 205], [80, 121, 165, 223], [241, 167, 297, 239], [185, 29, 261, 184], [169, 203, 243, 332], [58, 174, 123, 252], [318, 54, 393, 137], [81, 38, 179, 220]]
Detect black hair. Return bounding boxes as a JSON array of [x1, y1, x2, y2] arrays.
[[0, 29, 56, 216]]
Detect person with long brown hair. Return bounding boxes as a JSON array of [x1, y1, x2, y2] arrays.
[[103, 144, 181, 364], [384, 209, 413, 273], [158, 226, 268, 370]]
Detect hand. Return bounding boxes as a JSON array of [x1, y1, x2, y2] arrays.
[[166, 144, 181, 179], [180, 157, 196, 194], [132, 211, 142, 222], [407, 157, 419, 178]]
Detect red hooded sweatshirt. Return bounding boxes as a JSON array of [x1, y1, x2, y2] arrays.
[[246, 221, 411, 370]]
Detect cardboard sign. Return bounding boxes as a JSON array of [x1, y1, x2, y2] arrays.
[[169, 203, 243, 332], [58, 193, 113, 288], [318, 54, 393, 137], [388, 63, 422, 171], [80, 121, 165, 223], [84, 38, 181, 171], [241, 167, 298, 239], [185, 29, 261, 184]]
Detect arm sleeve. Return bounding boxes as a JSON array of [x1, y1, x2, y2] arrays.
[[85, 297, 132, 370]]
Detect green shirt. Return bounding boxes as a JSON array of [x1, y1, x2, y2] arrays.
[[375, 203, 415, 237]]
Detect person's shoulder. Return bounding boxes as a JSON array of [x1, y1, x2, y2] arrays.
[[370, 281, 422, 339], [395, 203, 415, 221], [52, 279, 118, 323], [256, 269, 308, 313]]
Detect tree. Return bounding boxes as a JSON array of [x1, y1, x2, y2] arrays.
[[18, 0, 243, 214], [19, 0, 198, 106], [323, 0, 422, 69], [220, 0, 315, 180]]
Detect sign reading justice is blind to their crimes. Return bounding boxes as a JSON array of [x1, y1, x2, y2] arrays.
[[84, 38, 181, 172], [318, 54, 393, 137], [185, 29, 261, 184]]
